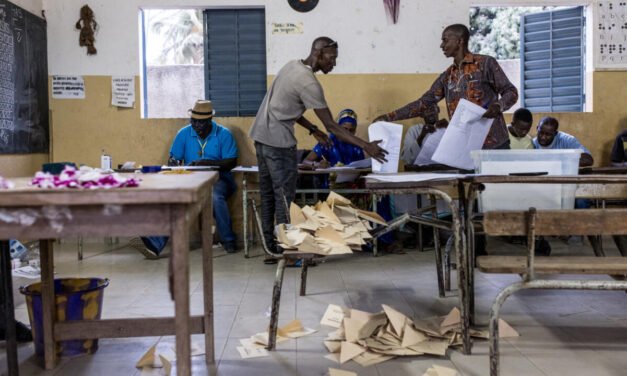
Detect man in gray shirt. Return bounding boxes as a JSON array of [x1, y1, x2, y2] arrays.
[[250, 36, 387, 258]]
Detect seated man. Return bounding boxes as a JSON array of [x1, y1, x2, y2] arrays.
[[400, 106, 448, 166], [533, 116, 594, 167], [508, 108, 534, 149], [610, 129, 627, 167], [134, 100, 239, 258]]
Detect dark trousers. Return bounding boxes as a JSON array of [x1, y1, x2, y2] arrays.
[[255, 142, 298, 251]]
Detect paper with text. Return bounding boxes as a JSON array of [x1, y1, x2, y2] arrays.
[[432, 99, 493, 169], [368, 121, 403, 173], [414, 128, 445, 166]]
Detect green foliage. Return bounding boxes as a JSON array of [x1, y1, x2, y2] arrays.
[[469, 7, 548, 60], [146, 9, 204, 65]]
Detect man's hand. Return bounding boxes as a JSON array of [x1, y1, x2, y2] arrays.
[[483, 102, 502, 119], [363, 140, 388, 163], [373, 114, 389, 122], [435, 119, 449, 128], [318, 159, 330, 169], [189, 159, 212, 166], [312, 129, 331, 147]]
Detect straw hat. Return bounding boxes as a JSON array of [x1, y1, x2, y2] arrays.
[[189, 100, 215, 120]]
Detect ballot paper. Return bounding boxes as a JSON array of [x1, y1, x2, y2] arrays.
[[432, 99, 493, 169], [368, 121, 403, 173], [237, 345, 269, 359], [414, 128, 446, 166], [366, 173, 464, 183]]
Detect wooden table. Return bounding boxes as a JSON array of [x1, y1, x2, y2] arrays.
[[0, 172, 218, 376]]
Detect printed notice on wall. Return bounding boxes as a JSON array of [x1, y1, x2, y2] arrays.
[[271, 22, 304, 35], [52, 76, 85, 99], [595, 1, 627, 69], [111, 76, 135, 108]]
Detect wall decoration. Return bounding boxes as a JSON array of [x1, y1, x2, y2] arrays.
[[594, 1, 627, 70], [287, 0, 319, 13], [75, 5, 98, 55], [384, 0, 400, 24]]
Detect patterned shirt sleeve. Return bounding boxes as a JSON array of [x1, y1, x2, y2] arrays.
[[386, 73, 447, 121], [484, 56, 518, 111]]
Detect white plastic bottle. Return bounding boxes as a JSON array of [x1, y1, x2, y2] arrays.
[[101, 149, 112, 170]]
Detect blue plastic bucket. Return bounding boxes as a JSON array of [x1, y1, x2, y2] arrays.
[[20, 278, 109, 357]]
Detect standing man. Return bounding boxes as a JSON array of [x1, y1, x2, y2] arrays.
[[249, 37, 388, 259], [375, 24, 518, 149]]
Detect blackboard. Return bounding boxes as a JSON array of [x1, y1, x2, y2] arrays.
[[0, 0, 48, 154]]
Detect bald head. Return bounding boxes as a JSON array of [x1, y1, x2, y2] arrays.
[[311, 36, 338, 52], [444, 24, 470, 47]]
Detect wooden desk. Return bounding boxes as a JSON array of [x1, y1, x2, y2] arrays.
[[0, 172, 218, 376]]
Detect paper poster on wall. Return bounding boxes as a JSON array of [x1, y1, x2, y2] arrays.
[[272, 22, 304, 34], [111, 76, 135, 108], [52, 76, 85, 99], [594, 1, 627, 69]]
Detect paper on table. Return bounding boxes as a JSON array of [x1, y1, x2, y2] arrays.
[[347, 158, 372, 168], [431, 99, 493, 169], [414, 128, 445, 166], [232, 165, 259, 172], [366, 173, 464, 183], [368, 121, 403, 173]]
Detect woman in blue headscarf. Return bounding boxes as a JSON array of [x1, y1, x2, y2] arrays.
[[303, 109, 364, 169]]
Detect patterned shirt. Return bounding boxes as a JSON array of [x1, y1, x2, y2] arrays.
[[386, 52, 518, 149]]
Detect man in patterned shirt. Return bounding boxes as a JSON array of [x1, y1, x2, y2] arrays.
[[375, 24, 518, 149]]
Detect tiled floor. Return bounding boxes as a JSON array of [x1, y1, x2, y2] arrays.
[[2, 237, 627, 375]]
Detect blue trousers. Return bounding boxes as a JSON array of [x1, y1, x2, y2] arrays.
[[141, 173, 237, 255]]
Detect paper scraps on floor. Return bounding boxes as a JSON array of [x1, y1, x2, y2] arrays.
[[240, 319, 317, 359], [320, 304, 518, 367]]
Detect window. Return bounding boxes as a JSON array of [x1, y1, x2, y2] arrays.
[[520, 7, 585, 112], [469, 5, 588, 113], [139, 8, 266, 119], [204, 9, 267, 117]]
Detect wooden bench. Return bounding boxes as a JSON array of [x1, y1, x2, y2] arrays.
[[478, 207, 627, 376]]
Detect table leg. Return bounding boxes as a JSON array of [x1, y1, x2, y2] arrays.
[[40, 240, 56, 369], [171, 206, 191, 375], [1, 240, 19, 375], [429, 195, 445, 298], [243, 173, 249, 258], [201, 198, 215, 365], [372, 194, 378, 257]]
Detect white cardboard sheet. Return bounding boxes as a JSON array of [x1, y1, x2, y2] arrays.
[[431, 99, 493, 169], [368, 121, 403, 173]]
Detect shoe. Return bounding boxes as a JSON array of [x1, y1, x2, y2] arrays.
[[0, 321, 33, 343], [128, 238, 160, 260], [264, 256, 278, 265], [535, 238, 551, 256], [223, 242, 238, 254]]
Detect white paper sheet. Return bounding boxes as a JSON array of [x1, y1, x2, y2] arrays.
[[347, 158, 372, 168], [232, 166, 259, 172], [368, 121, 403, 173], [431, 99, 493, 169], [112, 76, 135, 108], [366, 173, 465, 183], [414, 128, 445, 166], [52, 76, 85, 99]]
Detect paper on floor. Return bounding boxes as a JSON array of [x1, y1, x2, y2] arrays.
[[236, 345, 269, 359], [321, 304, 348, 328], [423, 364, 460, 376], [328, 368, 358, 376]]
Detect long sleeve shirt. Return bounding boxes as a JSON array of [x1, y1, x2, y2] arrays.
[[386, 52, 518, 149]]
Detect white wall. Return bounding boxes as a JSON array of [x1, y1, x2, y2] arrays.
[[43, 0, 468, 76], [9, 0, 42, 16]]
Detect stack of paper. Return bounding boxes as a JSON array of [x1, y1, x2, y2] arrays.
[[320, 304, 519, 368], [276, 192, 385, 255]]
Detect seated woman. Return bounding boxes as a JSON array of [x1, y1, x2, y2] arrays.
[[303, 108, 364, 171]]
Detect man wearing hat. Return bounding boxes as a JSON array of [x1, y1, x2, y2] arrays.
[[249, 36, 388, 261], [135, 100, 239, 258]]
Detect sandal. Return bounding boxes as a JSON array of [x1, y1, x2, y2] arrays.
[[264, 257, 278, 265]]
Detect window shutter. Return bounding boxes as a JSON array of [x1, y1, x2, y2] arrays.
[[204, 9, 267, 116], [520, 6, 585, 112]]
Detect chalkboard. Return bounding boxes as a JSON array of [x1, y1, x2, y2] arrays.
[[0, 0, 48, 154], [594, 1, 627, 70]]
